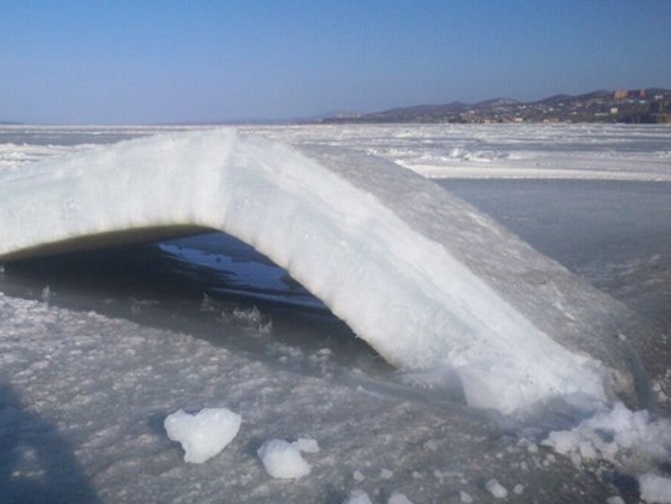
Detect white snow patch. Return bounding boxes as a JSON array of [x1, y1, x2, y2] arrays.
[[164, 408, 241, 464], [257, 439, 312, 479]]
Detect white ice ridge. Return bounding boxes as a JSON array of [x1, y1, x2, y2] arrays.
[[0, 129, 644, 414]]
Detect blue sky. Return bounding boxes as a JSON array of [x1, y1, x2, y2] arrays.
[[1, 0, 669, 124]]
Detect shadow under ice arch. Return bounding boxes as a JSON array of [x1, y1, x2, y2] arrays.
[[0, 130, 647, 414]]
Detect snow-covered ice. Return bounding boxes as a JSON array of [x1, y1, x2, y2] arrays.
[[246, 123, 671, 181], [164, 408, 241, 463], [1, 123, 670, 503]]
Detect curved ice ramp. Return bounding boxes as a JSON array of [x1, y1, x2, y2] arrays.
[[0, 130, 644, 414]]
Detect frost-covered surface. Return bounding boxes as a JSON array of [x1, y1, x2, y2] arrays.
[[3, 290, 613, 503], [1, 124, 671, 503]]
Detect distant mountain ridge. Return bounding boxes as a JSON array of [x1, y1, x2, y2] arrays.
[[323, 88, 671, 124]]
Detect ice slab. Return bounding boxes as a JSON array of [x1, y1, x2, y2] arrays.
[[0, 129, 648, 414]]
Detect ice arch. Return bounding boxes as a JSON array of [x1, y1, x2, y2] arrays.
[[0, 129, 644, 414]]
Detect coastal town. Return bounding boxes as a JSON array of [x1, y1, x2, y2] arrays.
[[324, 88, 671, 124]]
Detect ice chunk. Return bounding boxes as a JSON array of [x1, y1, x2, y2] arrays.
[[542, 402, 671, 466], [353, 470, 365, 482], [344, 490, 373, 504], [485, 479, 508, 498], [164, 408, 241, 464], [257, 439, 311, 479], [639, 474, 671, 503], [295, 436, 320, 453], [459, 490, 474, 503]]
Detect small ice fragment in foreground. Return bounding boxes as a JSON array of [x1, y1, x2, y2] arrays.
[[607, 496, 626, 504], [459, 490, 474, 503], [485, 479, 508, 498], [257, 439, 311, 479], [380, 468, 393, 479], [295, 437, 320, 453], [353, 470, 365, 482], [639, 474, 671, 503], [513, 483, 524, 494], [388, 492, 414, 504], [164, 408, 241, 464], [344, 490, 373, 504]]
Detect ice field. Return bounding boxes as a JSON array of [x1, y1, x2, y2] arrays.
[[1, 124, 670, 503]]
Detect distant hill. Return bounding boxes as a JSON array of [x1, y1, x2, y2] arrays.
[[323, 88, 671, 124]]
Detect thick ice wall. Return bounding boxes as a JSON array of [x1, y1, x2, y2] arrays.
[[303, 145, 649, 407], [0, 129, 642, 414]]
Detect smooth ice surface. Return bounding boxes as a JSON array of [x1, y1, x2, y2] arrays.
[[0, 127, 648, 414], [164, 408, 241, 464], [257, 439, 311, 479]]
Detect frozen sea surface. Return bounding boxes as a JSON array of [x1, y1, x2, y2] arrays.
[[1, 124, 670, 503]]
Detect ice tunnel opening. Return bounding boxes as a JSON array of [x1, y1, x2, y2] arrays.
[[0, 229, 396, 379]]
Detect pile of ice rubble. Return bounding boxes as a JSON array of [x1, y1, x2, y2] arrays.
[[542, 402, 671, 503], [164, 401, 671, 503]]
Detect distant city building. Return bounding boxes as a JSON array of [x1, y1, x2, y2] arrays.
[[613, 89, 629, 101]]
